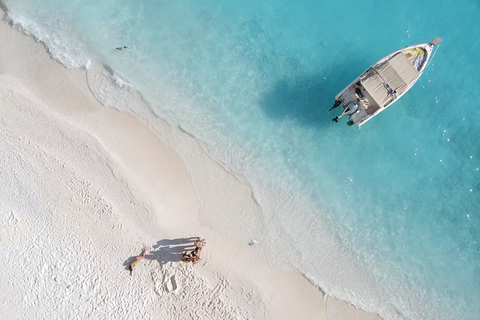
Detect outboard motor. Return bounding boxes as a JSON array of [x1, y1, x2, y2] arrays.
[[332, 101, 358, 123], [345, 101, 358, 114]]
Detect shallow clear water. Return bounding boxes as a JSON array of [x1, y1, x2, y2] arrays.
[[4, 0, 480, 319]]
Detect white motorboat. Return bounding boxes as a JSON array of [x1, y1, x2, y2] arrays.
[[329, 37, 442, 127]]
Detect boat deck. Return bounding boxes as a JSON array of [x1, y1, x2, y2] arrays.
[[403, 47, 427, 70], [330, 38, 441, 127]]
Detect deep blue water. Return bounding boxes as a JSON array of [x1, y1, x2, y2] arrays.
[[4, 0, 480, 319]]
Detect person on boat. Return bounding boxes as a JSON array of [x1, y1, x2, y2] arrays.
[[354, 82, 365, 99]]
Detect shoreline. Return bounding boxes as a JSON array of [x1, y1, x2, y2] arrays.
[[0, 6, 381, 320]]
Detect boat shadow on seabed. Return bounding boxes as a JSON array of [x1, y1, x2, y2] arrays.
[[259, 61, 364, 128]]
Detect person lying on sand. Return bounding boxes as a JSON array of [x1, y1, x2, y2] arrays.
[[181, 248, 202, 265], [191, 249, 202, 265], [180, 238, 206, 265], [180, 252, 192, 263], [129, 248, 147, 276], [194, 239, 206, 249]]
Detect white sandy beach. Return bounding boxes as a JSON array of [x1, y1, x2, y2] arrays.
[[0, 7, 381, 320]]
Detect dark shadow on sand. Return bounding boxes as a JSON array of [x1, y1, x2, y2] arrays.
[[123, 237, 200, 273], [149, 237, 199, 264]]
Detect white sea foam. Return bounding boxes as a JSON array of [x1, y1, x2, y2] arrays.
[[85, 64, 138, 113], [5, 10, 90, 69]]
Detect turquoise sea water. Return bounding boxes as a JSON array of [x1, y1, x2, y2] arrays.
[[4, 0, 480, 319]]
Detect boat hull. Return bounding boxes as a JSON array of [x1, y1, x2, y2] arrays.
[[329, 37, 441, 127]]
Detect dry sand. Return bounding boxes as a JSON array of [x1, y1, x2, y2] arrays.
[[0, 7, 381, 320]]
